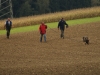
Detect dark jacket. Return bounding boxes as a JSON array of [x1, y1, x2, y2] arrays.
[[58, 19, 68, 31], [5, 21, 12, 29]]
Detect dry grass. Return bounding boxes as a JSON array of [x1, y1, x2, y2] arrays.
[[0, 6, 100, 29]]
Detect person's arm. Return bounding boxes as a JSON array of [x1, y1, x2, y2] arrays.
[[58, 22, 60, 30], [11, 21, 12, 29], [45, 25, 47, 29], [64, 21, 68, 28], [39, 25, 41, 31], [4, 21, 6, 29]]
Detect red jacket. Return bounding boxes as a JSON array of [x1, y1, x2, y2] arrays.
[[39, 24, 47, 34]]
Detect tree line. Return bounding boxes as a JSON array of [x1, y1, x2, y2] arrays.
[[0, 0, 100, 18]]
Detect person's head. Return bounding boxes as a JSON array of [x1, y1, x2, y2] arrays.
[[7, 18, 10, 21], [61, 18, 64, 21], [61, 18, 64, 20], [41, 22, 44, 25]]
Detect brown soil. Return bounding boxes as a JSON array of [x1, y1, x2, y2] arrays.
[[0, 22, 100, 75]]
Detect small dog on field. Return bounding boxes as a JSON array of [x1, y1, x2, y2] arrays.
[[83, 37, 89, 45]]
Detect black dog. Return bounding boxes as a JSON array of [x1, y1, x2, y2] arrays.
[[83, 37, 89, 45]]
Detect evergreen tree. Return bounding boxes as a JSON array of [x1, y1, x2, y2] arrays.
[[36, 0, 50, 14], [18, 1, 32, 17], [59, 0, 70, 11], [49, 0, 60, 12]]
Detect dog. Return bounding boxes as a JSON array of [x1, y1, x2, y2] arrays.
[[83, 37, 89, 45]]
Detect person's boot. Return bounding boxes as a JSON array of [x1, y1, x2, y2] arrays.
[[63, 36, 64, 39], [61, 34, 63, 38], [7, 36, 9, 39], [40, 37, 42, 42], [63, 35, 64, 39]]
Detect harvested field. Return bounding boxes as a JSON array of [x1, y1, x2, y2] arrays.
[[0, 22, 100, 75]]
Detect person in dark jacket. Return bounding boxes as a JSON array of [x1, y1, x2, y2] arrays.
[[58, 18, 68, 39], [4, 18, 12, 39], [39, 22, 47, 42]]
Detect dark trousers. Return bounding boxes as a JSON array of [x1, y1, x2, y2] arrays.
[[40, 34, 46, 42], [60, 29, 64, 38], [6, 28, 11, 38]]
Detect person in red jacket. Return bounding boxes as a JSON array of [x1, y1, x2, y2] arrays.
[[39, 22, 47, 42]]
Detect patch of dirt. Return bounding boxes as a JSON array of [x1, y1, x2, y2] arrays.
[[0, 22, 100, 75]]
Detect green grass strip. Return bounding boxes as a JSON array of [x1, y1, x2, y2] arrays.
[[0, 16, 100, 35]]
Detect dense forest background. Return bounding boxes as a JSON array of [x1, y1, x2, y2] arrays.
[[0, 0, 100, 18]]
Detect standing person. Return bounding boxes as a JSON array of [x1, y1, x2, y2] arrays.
[[39, 22, 47, 42], [58, 18, 68, 39], [4, 18, 12, 39]]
